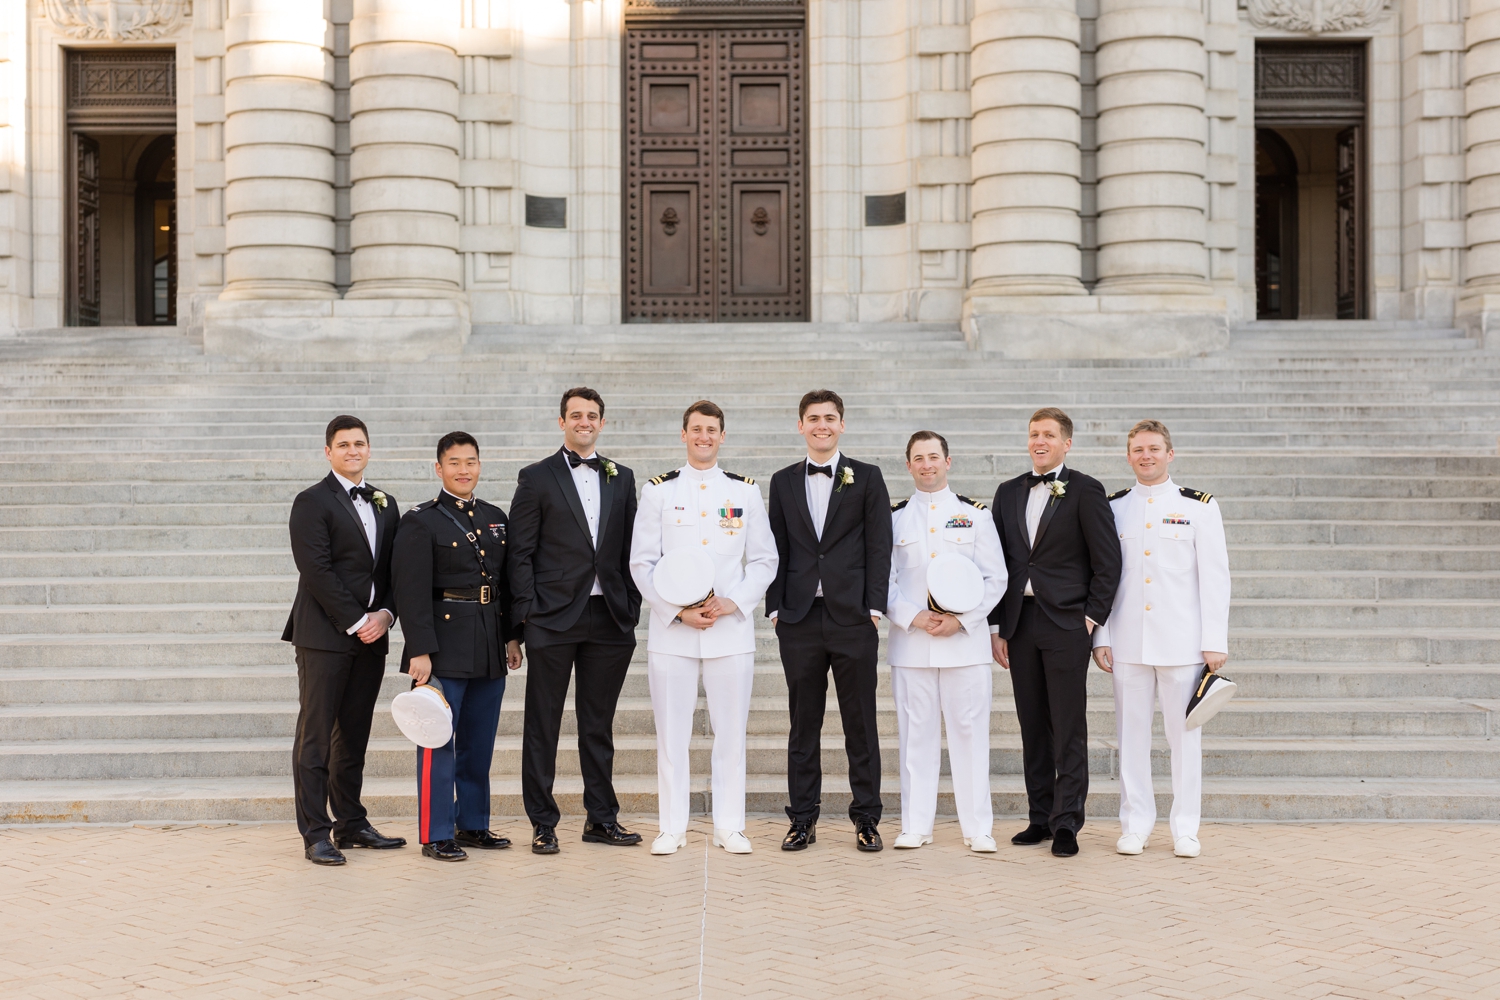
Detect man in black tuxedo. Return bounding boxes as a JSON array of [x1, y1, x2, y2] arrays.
[[283, 415, 407, 865], [508, 387, 644, 854], [767, 389, 892, 852], [988, 407, 1121, 857]]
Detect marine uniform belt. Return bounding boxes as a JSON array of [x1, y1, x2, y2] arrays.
[[437, 587, 492, 604]]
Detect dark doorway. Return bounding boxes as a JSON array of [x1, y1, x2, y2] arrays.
[[1255, 129, 1298, 319], [623, 15, 807, 321], [133, 135, 177, 326], [1255, 43, 1366, 319]]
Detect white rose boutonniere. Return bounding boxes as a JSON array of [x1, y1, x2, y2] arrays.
[[1046, 479, 1066, 506], [371, 490, 388, 510], [601, 458, 618, 482], [836, 466, 854, 492]]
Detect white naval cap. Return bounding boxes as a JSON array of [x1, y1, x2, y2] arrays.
[[653, 548, 717, 608], [926, 552, 985, 615], [391, 677, 453, 748], [1184, 667, 1238, 730]]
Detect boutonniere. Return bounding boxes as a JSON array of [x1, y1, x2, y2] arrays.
[[836, 466, 854, 492], [371, 490, 388, 510], [1046, 480, 1066, 505], [601, 458, 618, 482]]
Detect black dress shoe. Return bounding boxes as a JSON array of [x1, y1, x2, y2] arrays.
[[781, 821, 816, 851], [532, 825, 560, 855], [855, 821, 883, 852], [1051, 829, 1079, 857], [304, 840, 346, 866], [455, 829, 512, 850], [422, 839, 468, 862], [582, 821, 643, 846], [1011, 824, 1053, 846], [335, 826, 407, 850]]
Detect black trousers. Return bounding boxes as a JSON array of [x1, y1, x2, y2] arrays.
[[521, 596, 636, 827], [292, 644, 386, 846], [1007, 598, 1092, 834], [777, 599, 882, 826]]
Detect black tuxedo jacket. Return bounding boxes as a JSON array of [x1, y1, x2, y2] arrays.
[[282, 472, 401, 654], [987, 466, 1121, 637], [507, 448, 642, 635], [766, 455, 892, 627]]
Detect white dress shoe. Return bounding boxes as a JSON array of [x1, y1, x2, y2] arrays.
[[650, 832, 687, 855], [965, 834, 997, 853], [1116, 833, 1147, 855], [1174, 836, 1201, 858], [712, 829, 753, 854], [893, 832, 933, 849]]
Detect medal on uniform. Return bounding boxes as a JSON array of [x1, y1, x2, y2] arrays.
[[718, 503, 743, 529]]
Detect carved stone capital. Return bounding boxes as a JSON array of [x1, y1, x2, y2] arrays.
[[1242, 0, 1388, 35], [43, 1, 190, 42]]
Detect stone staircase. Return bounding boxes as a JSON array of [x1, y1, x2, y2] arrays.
[[1, 321, 1498, 825]]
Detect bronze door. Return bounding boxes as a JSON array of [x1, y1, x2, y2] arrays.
[[1335, 125, 1364, 319], [71, 133, 102, 327], [624, 25, 806, 321]]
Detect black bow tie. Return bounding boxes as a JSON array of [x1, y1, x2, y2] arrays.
[[807, 463, 833, 478], [349, 485, 376, 503], [567, 449, 602, 471], [1025, 470, 1059, 489]]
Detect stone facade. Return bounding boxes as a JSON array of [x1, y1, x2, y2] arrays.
[[3, 0, 1497, 354]]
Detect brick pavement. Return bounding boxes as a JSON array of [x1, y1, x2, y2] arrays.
[[3, 818, 1498, 999]]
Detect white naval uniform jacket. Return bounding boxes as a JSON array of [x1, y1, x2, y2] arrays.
[[629, 463, 778, 658], [1091, 478, 1231, 666], [887, 488, 1007, 668]]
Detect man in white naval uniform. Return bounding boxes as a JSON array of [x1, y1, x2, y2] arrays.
[[1091, 419, 1230, 859], [630, 400, 778, 856], [886, 432, 1006, 852]]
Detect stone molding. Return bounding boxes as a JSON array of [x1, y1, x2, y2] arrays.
[[1242, 0, 1389, 36], [43, 0, 190, 41]]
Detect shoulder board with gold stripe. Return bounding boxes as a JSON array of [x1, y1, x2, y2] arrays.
[[408, 500, 429, 513], [648, 469, 681, 487], [723, 471, 755, 485], [1108, 488, 1132, 501], [1179, 487, 1213, 503], [891, 499, 909, 511], [955, 494, 987, 510]]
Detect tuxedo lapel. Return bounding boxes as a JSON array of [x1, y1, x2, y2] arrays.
[[1030, 466, 1069, 552], [790, 465, 818, 541], [549, 450, 595, 548], [327, 474, 373, 566], [1012, 479, 1031, 551], [372, 487, 389, 560], [597, 459, 617, 547], [820, 459, 848, 546]]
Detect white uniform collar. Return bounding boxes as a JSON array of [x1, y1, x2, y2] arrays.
[[911, 486, 955, 505], [682, 463, 720, 482], [1133, 476, 1176, 499]]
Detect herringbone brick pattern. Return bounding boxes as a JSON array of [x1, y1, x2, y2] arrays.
[[3, 819, 1497, 999]]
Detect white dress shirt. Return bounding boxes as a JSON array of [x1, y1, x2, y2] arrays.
[[567, 448, 605, 596], [1022, 463, 1062, 597], [630, 464, 779, 657], [1092, 477, 1231, 665], [332, 471, 382, 635]]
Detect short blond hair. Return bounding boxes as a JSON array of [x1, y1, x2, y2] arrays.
[[1126, 419, 1173, 451], [1028, 407, 1073, 439]]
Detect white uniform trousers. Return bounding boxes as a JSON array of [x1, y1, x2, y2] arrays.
[[890, 663, 994, 839], [647, 651, 755, 837], [1112, 660, 1202, 841]]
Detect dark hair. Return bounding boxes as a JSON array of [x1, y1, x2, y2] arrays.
[[798, 389, 845, 420], [560, 387, 606, 419], [682, 399, 725, 431], [325, 415, 369, 448], [1029, 407, 1074, 440], [436, 431, 480, 461], [905, 430, 949, 460]]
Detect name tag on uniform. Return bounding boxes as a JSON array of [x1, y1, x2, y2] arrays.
[[944, 516, 973, 529]]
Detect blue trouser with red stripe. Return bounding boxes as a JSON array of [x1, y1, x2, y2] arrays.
[[416, 675, 506, 844]]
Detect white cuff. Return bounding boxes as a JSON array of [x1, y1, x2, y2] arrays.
[[346, 613, 369, 635], [870, 609, 882, 619], [989, 624, 1000, 635]]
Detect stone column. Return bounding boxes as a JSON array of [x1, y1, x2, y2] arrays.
[[1460, 0, 1500, 346], [1092, 0, 1208, 294], [220, 0, 337, 299], [968, 0, 1085, 296], [346, 0, 463, 299]]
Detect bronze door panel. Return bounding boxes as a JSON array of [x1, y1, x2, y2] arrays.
[[644, 185, 699, 295], [72, 132, 102, 327], [733, 185, 787, 295], [625, 21, 805, 321]]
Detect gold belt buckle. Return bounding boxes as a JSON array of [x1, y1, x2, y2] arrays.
[[480, 585, 492, 604]]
